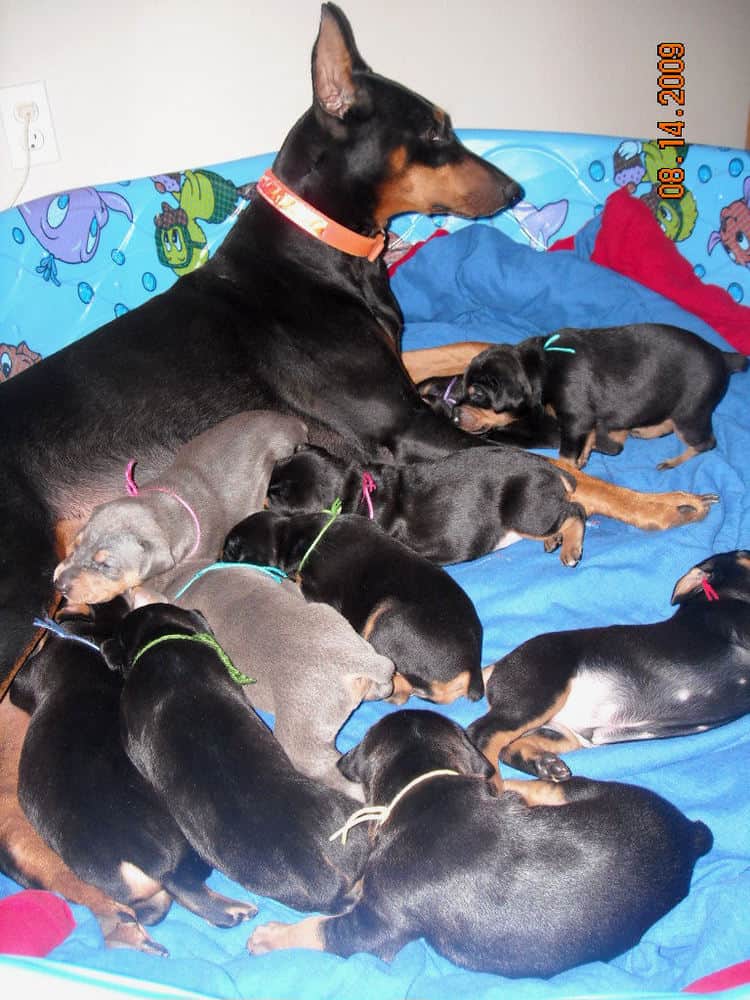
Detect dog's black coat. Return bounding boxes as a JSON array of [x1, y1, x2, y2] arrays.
[[308, 711, 711, 977], [13, 603, 253, 930], [468, 550, 750, 777], [0, 4, 522, 690], [266, 444, 586, 565], [104, 603, 368, 914], [222, 510, 484, 700], [453, 325, 747, 465]]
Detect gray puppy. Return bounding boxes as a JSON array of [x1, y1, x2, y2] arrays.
[[53, 410, 394, 798]]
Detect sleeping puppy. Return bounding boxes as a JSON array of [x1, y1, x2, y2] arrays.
[[266, 444, 587, 567], [222, 510, 484, 703], [105, 603, 369, 915], [416, 374, 561, 450], [449, 324, 747, 469], [468, 550, 750, 780], [248, 710, 712, 978], [12, 602, 255, 950]]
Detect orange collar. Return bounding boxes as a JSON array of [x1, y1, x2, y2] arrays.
[[256, 169, 386, 262]]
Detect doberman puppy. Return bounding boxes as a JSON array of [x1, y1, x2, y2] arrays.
[[52, 414, 394, 800], [52, 410, 308, 606], [416, 373, 561, 450], [247, 710, 712, 978], [266, 444, 588, 566], [12, 603, 255, 952], [0, 1, 717, 917], [446, 325, 747, 469], [104, 604, 369, 915], [468, 550, 750, 780], [222, 509, 484, 703]]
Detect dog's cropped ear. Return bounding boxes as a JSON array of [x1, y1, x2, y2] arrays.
[[312, 3, 372, 123]]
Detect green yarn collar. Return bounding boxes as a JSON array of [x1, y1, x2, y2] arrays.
[[131, 631, 255, 686]]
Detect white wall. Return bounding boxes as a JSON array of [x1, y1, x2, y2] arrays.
[[1, 0, 748, 208]]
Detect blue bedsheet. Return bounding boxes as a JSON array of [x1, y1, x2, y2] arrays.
[[2, 225, 749, 999]]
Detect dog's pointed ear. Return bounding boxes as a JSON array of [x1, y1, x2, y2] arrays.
[[312, 4, 371, 121]]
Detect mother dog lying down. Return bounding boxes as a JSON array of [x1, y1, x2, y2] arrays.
[[0, 0, 718, 945]]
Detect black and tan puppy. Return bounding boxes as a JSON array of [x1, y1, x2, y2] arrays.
[[416, 373, 561, 449], [248, 709, 712, 978], [12, 603, 254, 952], [468, 550, 750, 780], [267, 444, 587, 566], [105, 603, 368, 915], [222, 510, 484, 703], [450, 325, 747, 469]]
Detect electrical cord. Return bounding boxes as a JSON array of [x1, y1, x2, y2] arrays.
[[5, 107, 33, 209]]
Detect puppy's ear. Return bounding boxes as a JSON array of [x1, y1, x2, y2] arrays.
[[337, 739, 371, 784], [100, 635, 127, 675], [460, 730, 496, 779]]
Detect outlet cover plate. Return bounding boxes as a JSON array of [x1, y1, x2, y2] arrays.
[[0, 80, 60, 168]]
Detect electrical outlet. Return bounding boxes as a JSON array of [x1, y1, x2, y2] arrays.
[[0, 81, 60, 169]]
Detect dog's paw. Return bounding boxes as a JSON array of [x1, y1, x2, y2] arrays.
[[247, 920, 294, 954], [672, 493, 720, 523], [534, 753, 571, 783], [543, 534, 561, 554]]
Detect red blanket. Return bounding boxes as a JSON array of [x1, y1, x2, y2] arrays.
[[551, 187, 750, 353]]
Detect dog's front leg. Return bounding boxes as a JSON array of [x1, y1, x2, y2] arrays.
[[552, 461, 719, 529]]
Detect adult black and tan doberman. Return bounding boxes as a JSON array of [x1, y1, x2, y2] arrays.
[[0, 3, 716, 946]]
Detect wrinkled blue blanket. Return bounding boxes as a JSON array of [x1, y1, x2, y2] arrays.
[[2, 225, 749, 1000]]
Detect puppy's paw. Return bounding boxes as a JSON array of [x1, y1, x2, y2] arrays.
[[248, 915, 327, 954], [543, 534, 562, 554], [248, 921, 291, 954], [534, 753, 572, 783]]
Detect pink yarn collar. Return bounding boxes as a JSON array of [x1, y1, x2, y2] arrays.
[[125, 460, 201, 559]]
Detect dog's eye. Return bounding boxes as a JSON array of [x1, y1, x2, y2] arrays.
[[467, 386, 488, 406]]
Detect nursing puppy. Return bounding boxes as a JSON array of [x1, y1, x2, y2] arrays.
[[266, 444, 587, 567], [468, 549, 750, 779], [451, 325, 747, 469], [53, 410, 308, 605], [248, 710, 712, 978], [105, 604, 369, 914], [52, 415, 394, 799], [222, 510, 484, 703], [12, 604, 255, 951]]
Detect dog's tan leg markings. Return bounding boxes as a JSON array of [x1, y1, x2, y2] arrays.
[[0, 699, 166, 954], [503, 779, 569, 807], [657, 445, 701, 471], [548, 460, 718, 529], [479, 683, 573, 773], [401, 342, 490, 383], [541, 514, 585, 567], [574, 429, 597, 469], [630, 419, 675, 440], [248, 914, 328, 954]]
